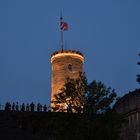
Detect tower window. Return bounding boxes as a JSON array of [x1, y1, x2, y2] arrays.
[[68, 64, 72, 71]]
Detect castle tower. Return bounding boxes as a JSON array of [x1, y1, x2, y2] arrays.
[[50, 50, 84, 111]]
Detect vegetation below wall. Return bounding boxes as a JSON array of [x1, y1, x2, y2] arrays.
[[0, 110, 122, 140]]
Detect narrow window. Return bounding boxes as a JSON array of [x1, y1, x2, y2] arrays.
[[68, 64, 72, 71]]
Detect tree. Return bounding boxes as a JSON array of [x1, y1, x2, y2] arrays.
[[52, 72, 87, 113], [84, 80, 117, 115], [52, 72, 117, 114], [47, 73, 121, 140]]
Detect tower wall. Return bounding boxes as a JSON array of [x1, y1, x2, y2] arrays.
[[50, 50, 84, 108]]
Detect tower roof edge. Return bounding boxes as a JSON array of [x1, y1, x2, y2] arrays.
[[51, 50, 84, 58], [50, 50, 84, 63]]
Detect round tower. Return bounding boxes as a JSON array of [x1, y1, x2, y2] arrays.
[[50, 50, 84, 109]]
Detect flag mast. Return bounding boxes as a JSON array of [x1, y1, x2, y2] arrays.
[[60, 16, 64, 50], [60, 13, 68, 51]]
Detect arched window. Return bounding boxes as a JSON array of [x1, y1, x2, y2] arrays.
[[68, 64, 72, 71]]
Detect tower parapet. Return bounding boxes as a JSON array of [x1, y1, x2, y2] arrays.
[[51, 50, 84, 63]]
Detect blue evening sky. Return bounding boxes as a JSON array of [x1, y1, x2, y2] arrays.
[[0, 0, 139, 105]]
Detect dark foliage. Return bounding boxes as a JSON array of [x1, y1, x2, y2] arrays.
[[23, 112, 121, 140], [52, 72, 86, 113], [50, 72, 122, 140], [84, 80, 117, 115]]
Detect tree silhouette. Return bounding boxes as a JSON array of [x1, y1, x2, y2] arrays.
[[52, 72, 117, 115], [84, 80, 117, 115], [44, 73, 121, 140]]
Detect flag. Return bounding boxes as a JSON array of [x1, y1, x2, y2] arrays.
[[60, 17, 68, 31], [60, 22, 68, 31]]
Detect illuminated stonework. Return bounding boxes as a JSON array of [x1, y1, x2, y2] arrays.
[[50, 50, 84, 111]]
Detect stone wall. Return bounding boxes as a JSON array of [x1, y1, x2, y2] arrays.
[[115, 89, 140, 140]]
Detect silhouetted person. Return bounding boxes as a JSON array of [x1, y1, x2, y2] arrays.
[[30, 102, 34, 112], [40, 104, 42, 112], [9, 103, 11, 111], [26, 103, 29, 111], [12, 102, 15, 111], [5, 102, 8, 111], [37, 103, 40, 112], [43, 104, 47, 112], [21, 103, 25, 111], [5, 102, 11, 111], [16, 102, 19, 111], [47, 106, 51, 112]]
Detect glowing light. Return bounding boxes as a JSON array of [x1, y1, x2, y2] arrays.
[[51, 52, 84, 63]]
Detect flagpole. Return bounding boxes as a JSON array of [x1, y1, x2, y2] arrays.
[[60, 11, 63, 51], [60, 12, 68, 51], [61, 30, 63, 50], [65, 40, 67, 50]]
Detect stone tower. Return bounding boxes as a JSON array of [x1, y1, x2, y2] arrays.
[[50, 50, 84, 110]]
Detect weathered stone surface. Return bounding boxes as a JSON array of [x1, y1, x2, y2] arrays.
[[50, 50, 84, 108], [115, 89, 140, 140]]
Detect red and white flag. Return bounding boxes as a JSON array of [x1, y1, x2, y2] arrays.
[[60, 20, 68, 31]]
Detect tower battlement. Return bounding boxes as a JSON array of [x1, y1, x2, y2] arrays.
[[51, 50, 84, 57], [51, 50, 84, 63]]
